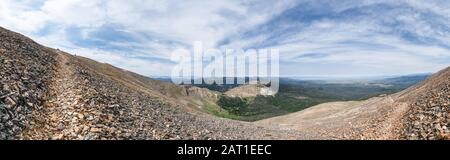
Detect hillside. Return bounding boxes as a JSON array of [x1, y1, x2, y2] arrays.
[[1, 26, 448, 140], [400, 67, 450, 139], [0, 27, 311, 140]]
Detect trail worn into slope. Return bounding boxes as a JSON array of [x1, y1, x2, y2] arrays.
[[19, 52, 104, 139]]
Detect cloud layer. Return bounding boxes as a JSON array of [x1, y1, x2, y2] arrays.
[[1, 0, 449, 77]]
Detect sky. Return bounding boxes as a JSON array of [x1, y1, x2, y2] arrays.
[[1, 0, 450, 77]]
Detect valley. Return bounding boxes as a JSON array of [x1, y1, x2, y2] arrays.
[[184, 75, 428, 121]]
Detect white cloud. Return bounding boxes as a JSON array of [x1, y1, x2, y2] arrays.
[[0, 0, 48, 33], [41, 0, 106, 28], [0, 0, 449, 77]]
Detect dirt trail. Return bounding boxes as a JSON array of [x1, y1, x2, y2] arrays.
[[19, 52, 88, 139]]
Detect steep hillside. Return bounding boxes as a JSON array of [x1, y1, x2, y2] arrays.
[[71, 55, 221, 115], [400, 67, 450, 139], [0, 28, 57, 139], [0, 27, 312, 140]]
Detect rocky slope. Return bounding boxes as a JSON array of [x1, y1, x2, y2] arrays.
[[0, 28, 57, 139], [400, 67, 450, 140], [0, 27, 312, 140]]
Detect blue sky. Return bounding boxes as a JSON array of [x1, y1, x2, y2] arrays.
[[1, 0, 449, 77]]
